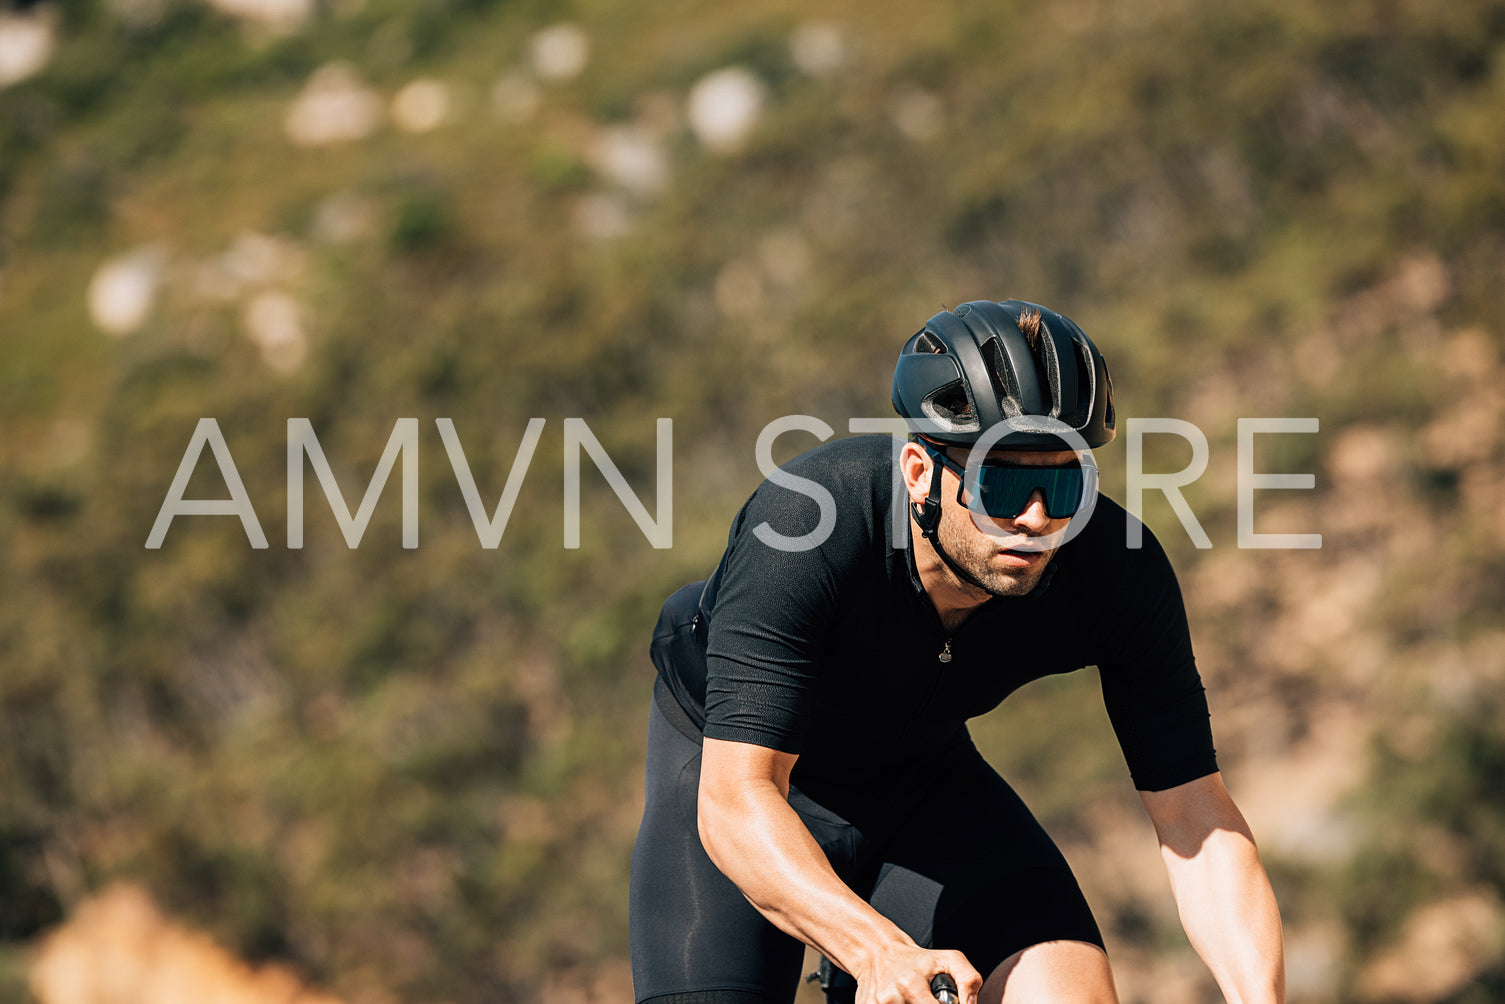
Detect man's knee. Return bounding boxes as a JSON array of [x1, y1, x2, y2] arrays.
[[983, 940, 1118, 1004]]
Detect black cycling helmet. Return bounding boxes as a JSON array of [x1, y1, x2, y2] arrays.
[[892, 299, 1115, 450]]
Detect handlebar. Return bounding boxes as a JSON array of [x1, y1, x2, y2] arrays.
[[931, 973, 960, 1004]]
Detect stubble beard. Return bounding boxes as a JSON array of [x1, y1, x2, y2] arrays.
[[935, 503, 1057, 598]]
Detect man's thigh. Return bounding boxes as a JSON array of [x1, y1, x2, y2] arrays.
[[866, 743, 1105, 982], [629, 693, 806, 1003]]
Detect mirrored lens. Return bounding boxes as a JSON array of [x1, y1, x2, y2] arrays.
[[966, 463, 1086, 519]]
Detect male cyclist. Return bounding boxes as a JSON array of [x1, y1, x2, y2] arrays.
[[630, 300, 1285, 1004]]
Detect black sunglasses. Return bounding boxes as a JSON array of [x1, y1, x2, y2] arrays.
[[920, 440, 1093, 520]]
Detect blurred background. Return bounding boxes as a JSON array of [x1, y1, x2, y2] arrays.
[[2, 0, 1503, 1001]]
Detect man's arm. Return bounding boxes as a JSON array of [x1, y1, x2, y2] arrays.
[[1140, 772, 1286, 1004], [698, 737, 982, 1004]]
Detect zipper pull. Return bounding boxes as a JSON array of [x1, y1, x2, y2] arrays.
[[938, 638, 952, 664]]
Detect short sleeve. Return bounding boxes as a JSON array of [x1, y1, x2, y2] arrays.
[[700, 483, 841, 753], [1090, 516, 1218, 791]]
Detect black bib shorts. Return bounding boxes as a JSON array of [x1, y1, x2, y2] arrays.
[[629, 682, 1103, 1003]]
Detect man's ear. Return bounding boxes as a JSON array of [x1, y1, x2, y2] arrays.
[[900, 441, 933, 506]]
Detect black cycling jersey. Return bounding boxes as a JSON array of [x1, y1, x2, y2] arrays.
[[651, 434, 1217, 796]]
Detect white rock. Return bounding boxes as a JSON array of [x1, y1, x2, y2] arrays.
[[203, 0, 313, 32], [284, 64, 384, 147], [88, 247, 166, 337], [0, 11, 56, 89], [687, 67, 766, 155], [185, 232, 303, 305], [491, 73, 541, 123], [529, 23, 590, 83], [391, 78, 452, 133], [790, 22, 847, 78], [185, 261, 241, 305], [242, 291, 307, 373], [311, 191, 377, 245], [220, 231, 304, 288], [589, 125, 669, 196], [573, 193, 632, 242], [890, 87, 943, 142]]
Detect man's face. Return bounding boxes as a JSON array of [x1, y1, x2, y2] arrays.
[[926, 445, 1077, 598]]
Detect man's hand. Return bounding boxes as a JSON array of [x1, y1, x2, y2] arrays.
[[854, 943, 981, 1004]]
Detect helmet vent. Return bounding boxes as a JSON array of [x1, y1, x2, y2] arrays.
[[1037, 327, 1061, 417], [983, 338, 1024, 418], [913, 331, 945, 354], [1062, 339, 1094, 426], [922, 380, 980, 432]]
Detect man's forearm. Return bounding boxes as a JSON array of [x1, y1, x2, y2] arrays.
[[695, 738, 985, 1003], [1162, 826, 1285, 1004], [697, 775, 915, 978]]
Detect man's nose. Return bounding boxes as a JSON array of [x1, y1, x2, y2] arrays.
[[1007, 489, 1054, 532]]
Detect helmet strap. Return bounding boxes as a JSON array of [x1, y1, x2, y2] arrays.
[[908, 457, 944, 539], [910, 457, 994, 595]]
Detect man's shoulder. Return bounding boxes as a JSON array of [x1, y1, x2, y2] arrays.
[[777, 433, 894, 478], [750, 434, 897, 511], [728, 434, 898, 561]]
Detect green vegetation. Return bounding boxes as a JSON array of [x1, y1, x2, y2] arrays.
[[2, 0, 1504, 1000]]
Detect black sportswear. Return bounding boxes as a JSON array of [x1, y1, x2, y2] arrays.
[[632, 434, 1217, 1002]]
